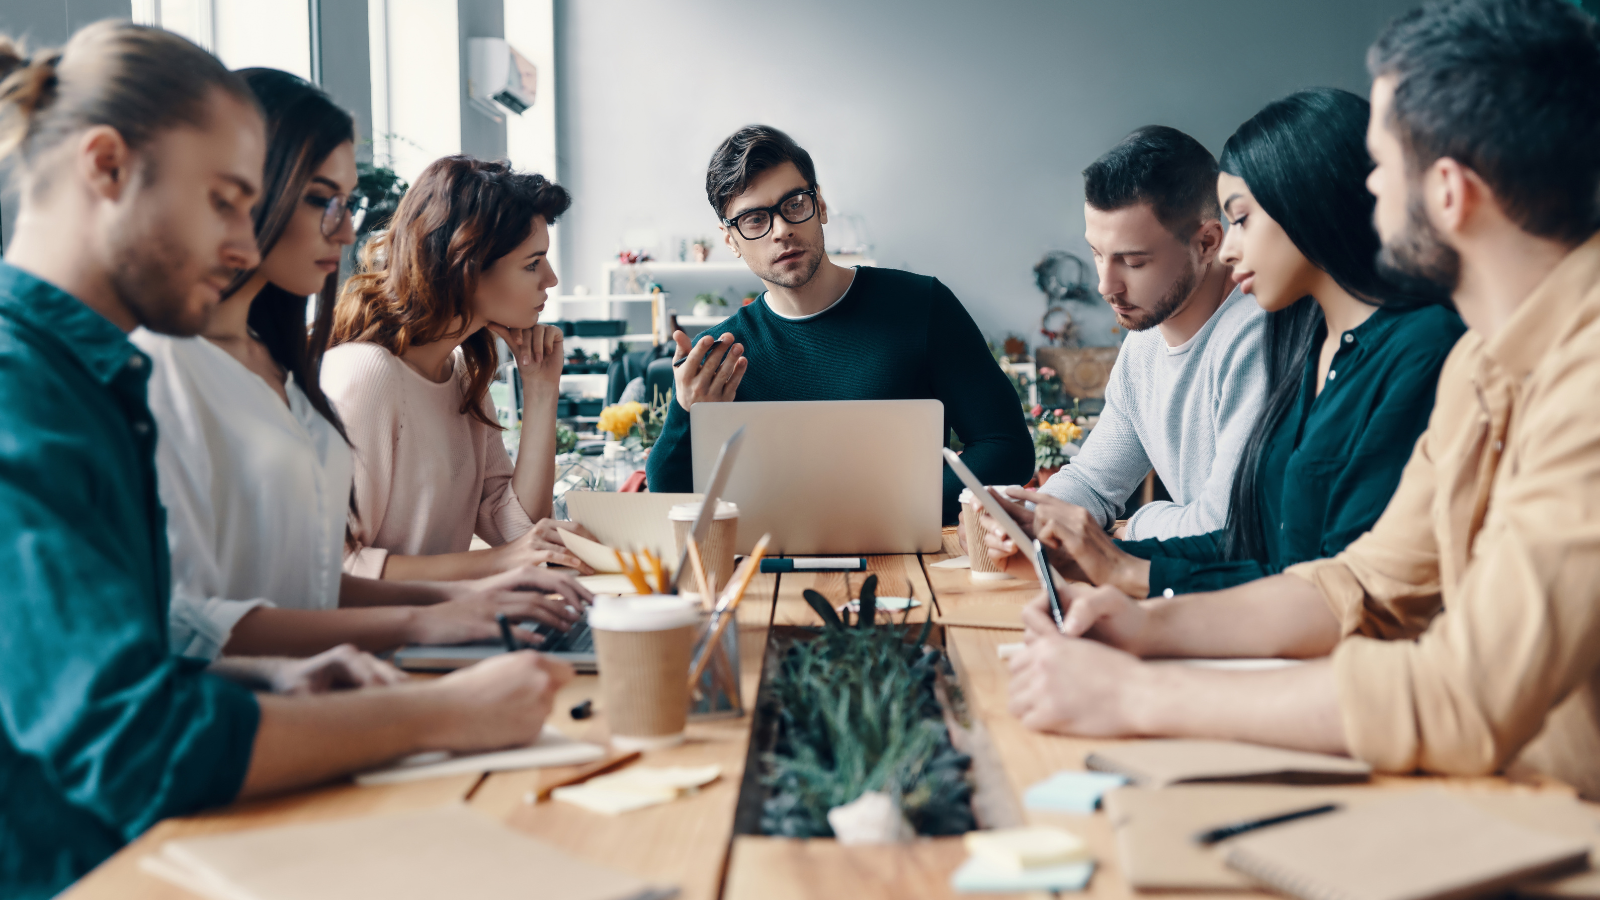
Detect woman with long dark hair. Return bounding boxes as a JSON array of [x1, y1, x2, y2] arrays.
[[983, 88, 1465, 595], [136, 70, 588, 659]]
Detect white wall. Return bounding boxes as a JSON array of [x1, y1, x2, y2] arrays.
[[555, 0, 1420, 345]]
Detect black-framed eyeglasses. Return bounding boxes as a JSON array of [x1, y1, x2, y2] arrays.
[[720, 189, 817, 241], [306, 192, 370, 238]]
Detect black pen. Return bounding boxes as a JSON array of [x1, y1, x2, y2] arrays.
[[496, 613, 520, 652], [1192, 803, 1341, 845], [672, 333, 730, 367]]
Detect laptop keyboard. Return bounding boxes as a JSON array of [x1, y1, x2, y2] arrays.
[[534, 619, 594, 654]]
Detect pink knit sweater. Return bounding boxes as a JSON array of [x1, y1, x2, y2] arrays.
[[321, 342, 533, 577]]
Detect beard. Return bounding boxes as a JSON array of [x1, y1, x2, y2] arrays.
[[1116, 260, 1198, 332], [1376, 191, 1462, 296], [752, 233, 825, 290], [106, 220, 231, 337]]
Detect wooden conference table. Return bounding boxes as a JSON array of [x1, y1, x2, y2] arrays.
[[66, 530, 1579, 900]]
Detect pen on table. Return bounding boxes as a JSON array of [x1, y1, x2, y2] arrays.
[[759, 557, 866, 573], [672, 333, 730, 367], [1192, 803, 1341, 845], [496, 613, 520, 653]]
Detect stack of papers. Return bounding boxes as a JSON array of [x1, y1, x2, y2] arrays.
[[952, 826, 1096, 893], [552, 765, 722, 815]]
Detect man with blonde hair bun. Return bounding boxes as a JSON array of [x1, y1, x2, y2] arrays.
[[0, 22, 570, 898]]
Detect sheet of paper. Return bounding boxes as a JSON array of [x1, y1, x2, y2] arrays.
[[578, 573, 639, 595], [1024, 771, 1129, 814], [564, 491, 701, 560], [930, 555, 972, 569], [355, 726, 605, 786], [551, 765, 722, 816], [557, 528, 624, 574]]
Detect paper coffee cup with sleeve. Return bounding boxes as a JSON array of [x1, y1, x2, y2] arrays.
[[588, 595, 701, 750], [960, 488, 1011, 581], [669, 500, 739, 594]]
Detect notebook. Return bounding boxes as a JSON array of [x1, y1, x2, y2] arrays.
[[1084, 739, 1372, 786], [564, 491, 701, 562], [1105, 785, 1600, 894], [1222, 791, 1589, 900], [353, 725, 606, 786], [139, 805, 675, 900]]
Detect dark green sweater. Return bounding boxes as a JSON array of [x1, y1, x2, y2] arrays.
[[645, 267, 1034, 523], [1118, 303, 1466, 594]]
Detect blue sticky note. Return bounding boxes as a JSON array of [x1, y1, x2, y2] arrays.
[[1023, 771, 1129, 814], [950, 857, 1096, 893]]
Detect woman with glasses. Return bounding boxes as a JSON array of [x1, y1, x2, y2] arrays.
[[135, 69, 589, 661]]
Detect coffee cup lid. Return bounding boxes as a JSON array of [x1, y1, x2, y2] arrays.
[[667, 500, 739, 521], [587, 595, 701, 631], [959, 487, 977, 505]]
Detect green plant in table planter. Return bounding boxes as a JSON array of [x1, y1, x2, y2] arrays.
[[760, 576, 975, 838]]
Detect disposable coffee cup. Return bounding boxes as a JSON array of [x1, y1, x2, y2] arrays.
[[669, 500, 739, 595], [589, 595, 700, 750], [960, 488, 1010, 582]]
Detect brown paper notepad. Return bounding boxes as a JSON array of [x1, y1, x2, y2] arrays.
[[1106, 785, 1600, 896], [1084, 739, 1371, 786], [139, 805, 674, 900], [1222, 791, 1589, 900]]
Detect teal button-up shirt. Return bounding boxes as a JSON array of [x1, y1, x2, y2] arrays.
[[1119, 304, 1466, 595], [0, 263, 259, 900]]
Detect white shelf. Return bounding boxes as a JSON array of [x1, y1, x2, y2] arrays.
[[606, 260, 753, 273], [567, 333, 654, 342]]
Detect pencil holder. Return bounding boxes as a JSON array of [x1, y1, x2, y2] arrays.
[[689, 612, 744, 720]]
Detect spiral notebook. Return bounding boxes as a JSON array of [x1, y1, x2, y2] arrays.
[[1222, 791, 1589, 900]]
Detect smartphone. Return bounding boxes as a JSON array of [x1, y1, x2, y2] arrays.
[[1034, 539, 1065, 629]]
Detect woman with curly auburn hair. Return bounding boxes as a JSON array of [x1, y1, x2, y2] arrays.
[[325, 155, 593, 590]]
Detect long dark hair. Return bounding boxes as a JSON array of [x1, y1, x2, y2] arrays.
[[224, 68, 355, 438], [1217, 87, 1444, 562]]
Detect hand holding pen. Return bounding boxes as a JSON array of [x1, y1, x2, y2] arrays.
[[670, 330, 747, 412]]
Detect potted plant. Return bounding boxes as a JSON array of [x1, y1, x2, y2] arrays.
[[692, 292, 728, 318], [596, 387, 673, 456], [1028, 398, 1088, 484], [691, 237, 713, 263]]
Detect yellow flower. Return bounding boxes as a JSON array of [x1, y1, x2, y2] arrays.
[[598, 401, 645, 440], [1039, 421, 1083, 446]]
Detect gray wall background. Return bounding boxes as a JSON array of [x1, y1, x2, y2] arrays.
[[0, 0, 133, 249], [554, 0, 1421, 345]]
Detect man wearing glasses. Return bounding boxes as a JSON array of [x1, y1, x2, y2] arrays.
[[645, 125, 1033, 523]]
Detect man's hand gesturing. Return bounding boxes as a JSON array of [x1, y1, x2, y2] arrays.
[[671, 329, 747, 412]]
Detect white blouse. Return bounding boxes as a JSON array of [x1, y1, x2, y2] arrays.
[[134, 331, 352, 659]]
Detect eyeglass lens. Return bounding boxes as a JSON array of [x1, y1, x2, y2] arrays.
[[734, 191, 815, 240], [321, 195, 369, 238]]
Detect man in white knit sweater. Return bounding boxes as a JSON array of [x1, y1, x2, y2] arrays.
[[1037, 127, 1267, 541]]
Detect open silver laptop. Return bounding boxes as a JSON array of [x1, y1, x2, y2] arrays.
[[690, 399, 944, 555]]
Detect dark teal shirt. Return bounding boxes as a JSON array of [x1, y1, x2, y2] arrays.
[[0, 264, 259, 900], [645, 267, 1035, 523], [1119, 304, 1466, 595]]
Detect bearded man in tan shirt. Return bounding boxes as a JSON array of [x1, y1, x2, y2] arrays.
[[1006, 0, 1600, 799]]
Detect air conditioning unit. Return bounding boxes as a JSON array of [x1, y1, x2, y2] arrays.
[[468, 37, 536, 120]]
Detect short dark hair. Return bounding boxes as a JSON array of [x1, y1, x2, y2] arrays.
[[705, 125, 817, 218], [1368, 0, 1600, 244], [1083, 125, 1221, 240]]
